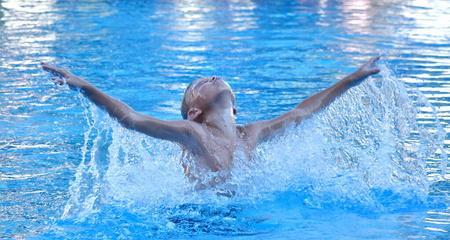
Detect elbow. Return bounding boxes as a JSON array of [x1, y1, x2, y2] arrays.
[[290, 108, 307, 123], [118, 112, 139, 130]]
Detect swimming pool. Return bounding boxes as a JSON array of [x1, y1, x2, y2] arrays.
[[1, 0, 449, 239]]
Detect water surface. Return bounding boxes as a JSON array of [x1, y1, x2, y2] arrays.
[[0, 0, 449, 239]]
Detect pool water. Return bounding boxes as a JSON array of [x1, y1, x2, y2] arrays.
[[1, 0, 449, 239]]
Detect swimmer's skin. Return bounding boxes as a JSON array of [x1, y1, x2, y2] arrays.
[[41, 57, 380, 186]]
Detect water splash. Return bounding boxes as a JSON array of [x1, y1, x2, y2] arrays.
[[233, 64, 447, 209], [62, 64, 447, 219], [62, 93, 104, 219]]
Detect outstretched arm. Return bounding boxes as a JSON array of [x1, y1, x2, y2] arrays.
[[244, 57, 380, 145], [41, 63, 197, 147]]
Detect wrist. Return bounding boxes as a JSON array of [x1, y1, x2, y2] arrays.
[[353, 70, 369, 79], [67, 76, 89, 89]]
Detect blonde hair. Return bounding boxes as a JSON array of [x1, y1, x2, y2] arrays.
[[181, 76, 234, 119], [181, 77, 211, 119]]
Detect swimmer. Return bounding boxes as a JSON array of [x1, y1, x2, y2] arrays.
[[41, 57, 380, 188]]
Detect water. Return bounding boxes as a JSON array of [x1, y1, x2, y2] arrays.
[[1, 0, 449, 239]]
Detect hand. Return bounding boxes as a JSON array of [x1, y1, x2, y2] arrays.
[[41, 62, 72, 78], [41, 62, 87, 88], [356, 56, 381, 77]]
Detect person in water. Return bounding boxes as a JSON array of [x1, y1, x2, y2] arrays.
[[41, 57, 380, 189]]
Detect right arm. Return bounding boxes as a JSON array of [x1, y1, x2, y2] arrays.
[[242, 57, 380, 146], [41, 63, 198, 147]]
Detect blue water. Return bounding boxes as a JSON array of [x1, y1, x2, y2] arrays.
[[1, 0, 449, 239]]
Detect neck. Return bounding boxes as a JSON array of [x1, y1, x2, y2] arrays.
[[202, 110, 236, 138]]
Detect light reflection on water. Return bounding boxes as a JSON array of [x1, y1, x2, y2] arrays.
[[0, 0, 449, 239]]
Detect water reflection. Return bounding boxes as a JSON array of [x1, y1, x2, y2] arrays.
[[1, 0, 59, 64], [400, 0, 450, 44], [227, 0, 257, 32], [340, 0, 374, 34], [0, 0, 449, 239]]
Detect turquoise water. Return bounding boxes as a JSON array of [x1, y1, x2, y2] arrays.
[[1, 0, 449, 239]]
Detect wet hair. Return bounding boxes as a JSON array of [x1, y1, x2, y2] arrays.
[[181, 77, 234, 119]]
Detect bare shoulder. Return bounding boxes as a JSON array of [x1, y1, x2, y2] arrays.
[[183, 119, 205, 137], [130, 113, 205, 148], [178, 119, 208, 149], [160, 118, 206, 141], [238, 122, 258, 136], [237, 122, 265, 148], [240, 120, 270, 135]]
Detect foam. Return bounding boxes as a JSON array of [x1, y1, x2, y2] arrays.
[[62, 64, 447, 219]]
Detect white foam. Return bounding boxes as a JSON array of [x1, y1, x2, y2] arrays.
[[62, 64, 447, 219]]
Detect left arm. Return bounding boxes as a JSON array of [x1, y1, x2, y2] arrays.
[[244, 57, 380, 145], [40, 62, 201, 150]]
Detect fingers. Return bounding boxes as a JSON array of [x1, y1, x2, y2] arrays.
[[41, 62, 68, 78], [357, 56, 381, 76], [43, 65, 60, 74], [369, 56, 381, 65], [41, 63, 59, 74], [369, 56, 381, 74], [41, 62, 56, 72]]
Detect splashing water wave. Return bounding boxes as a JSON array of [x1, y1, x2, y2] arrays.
[[62, 64, 447, 220]]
